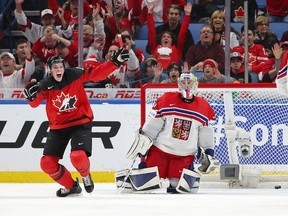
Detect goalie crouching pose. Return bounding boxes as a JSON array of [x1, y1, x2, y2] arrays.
[[116, 72, 219, 193]]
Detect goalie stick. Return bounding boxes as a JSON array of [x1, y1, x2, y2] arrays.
[[117, 155, 139, 193]]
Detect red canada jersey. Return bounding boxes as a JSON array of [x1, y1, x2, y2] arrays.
[[28, 62, 117, 129]]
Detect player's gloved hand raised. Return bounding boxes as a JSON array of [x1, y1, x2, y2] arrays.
[[23, 81, 39, 101], [111, 47, 129, 67]]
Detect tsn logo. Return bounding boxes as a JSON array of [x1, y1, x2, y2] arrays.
[[0, 121, 120, 149]]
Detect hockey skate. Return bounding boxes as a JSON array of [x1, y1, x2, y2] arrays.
[[56, 178, 82, 197], [82, 173, 94, 193]]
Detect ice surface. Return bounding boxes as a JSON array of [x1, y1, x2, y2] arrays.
[[0, 183, 287, 216]]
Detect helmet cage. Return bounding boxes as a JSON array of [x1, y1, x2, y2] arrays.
[[178, 72, 198, 99]]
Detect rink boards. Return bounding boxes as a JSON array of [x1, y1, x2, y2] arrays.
[[0, 87, 288, 182]]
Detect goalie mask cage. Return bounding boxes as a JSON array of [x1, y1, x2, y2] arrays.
[[141, 83, 288, 183]]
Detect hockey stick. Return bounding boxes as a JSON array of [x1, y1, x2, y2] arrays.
[[111, 0, 123, 47], [117, 155, 139, 193]]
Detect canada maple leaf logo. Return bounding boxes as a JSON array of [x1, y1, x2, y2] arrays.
[[52, 92, 78, 112], [109, 74, 121, 86], [234, 6, 245, 22]]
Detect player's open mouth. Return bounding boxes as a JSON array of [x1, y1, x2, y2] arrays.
[[57, 73, 62, 78]]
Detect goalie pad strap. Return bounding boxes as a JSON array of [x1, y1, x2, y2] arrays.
[[176, 168, 201, 194], [126, 130, 152, 159]]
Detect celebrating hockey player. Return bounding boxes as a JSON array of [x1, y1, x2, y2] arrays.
[[23, 48, 129, 197], [116, 72, 219, 193]]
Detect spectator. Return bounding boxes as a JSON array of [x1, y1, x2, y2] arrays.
[[198, 58, 236, 83], [280, 31, 288, 42], [83, 25, 95, 59], [139, 56, 166, 85], [266, 0, 288, 23], [14, 0, 72, 44], [86, 4, 106, 61], [55, 39, 78, 68], [229, 51, 251, 83], [231, 26, 269, 81], [114, 29, 146, 64], [185, 24, 225, 73], [101, 0, 133, 55], [280, 41, 288, 52], [85, 43, 140, 88], [229, 0, 258, 28], [161, 62, 182, 83], [32, 25, 57, 64], [209, 10, 239, 49], [0, 49, 35, 88], [146, 4, 194, 60], [147, 3, 192, 70], [190, 0, 219, 22], [260, 43, 284, 83], [14, 38, 45, 82], [254, 15, 279, 52], [48, 0, 92, 41], [139, 0, 186, 24]]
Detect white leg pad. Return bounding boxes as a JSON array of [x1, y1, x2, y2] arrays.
[[115, 169, 133, 193], [129, 167, 161, 192], [176, 168, 201, 194]]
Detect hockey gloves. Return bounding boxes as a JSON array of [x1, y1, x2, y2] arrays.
[[197, 147, 219, 174], [126, 129, 152, 159], [111, 47, 129, 67], [23, 81, 39, 101]]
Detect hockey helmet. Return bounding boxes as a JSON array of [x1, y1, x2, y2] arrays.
[[47, 55, 65, 69], [178, 72, 198, 99]]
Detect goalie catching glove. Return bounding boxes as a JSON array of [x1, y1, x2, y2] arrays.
[[111, 47, 130, 67], [197, 147, 219, 174], [23, 81, 39, 101], [126, 129, 152, 159]]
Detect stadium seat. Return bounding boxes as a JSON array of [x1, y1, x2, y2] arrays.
[[249, 72, 259, 83], [134, 39, 149, 58], [189, 23, 204, 43], [136, 22, 162, 40], [269, 22, 288, 40], [256, 0, 266, 7]]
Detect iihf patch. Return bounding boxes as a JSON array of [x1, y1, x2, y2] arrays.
[[172, 118, 191, 140]]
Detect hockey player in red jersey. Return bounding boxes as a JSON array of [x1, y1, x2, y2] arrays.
[[116, 72, 219, 193], [23, 48, 129, 197]]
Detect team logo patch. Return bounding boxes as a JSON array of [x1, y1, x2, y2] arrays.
[[172, 118, 191, 140], [52, 92, 78, 112]]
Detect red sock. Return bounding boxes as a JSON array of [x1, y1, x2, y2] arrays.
[[70, 150, 90, 177], [40, 155, 74, 189]]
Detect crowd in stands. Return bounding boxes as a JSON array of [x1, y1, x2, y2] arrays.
[[0, 0, 288, 89]]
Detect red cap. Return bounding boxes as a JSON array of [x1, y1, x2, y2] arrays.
[[203, 59, 218, 69]]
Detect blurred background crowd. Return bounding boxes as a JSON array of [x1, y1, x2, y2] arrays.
[[0, 0, 287, 89]]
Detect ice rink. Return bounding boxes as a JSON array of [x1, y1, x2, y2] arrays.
[[0, 183, 288, 216]]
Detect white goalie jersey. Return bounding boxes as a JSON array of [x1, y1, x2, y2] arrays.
[[276, 51, 288, 96], [142, 92, 216, 156]]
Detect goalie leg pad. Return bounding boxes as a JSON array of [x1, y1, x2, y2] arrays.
[[115, 169, 133, 193], [126, 130, 152, 159], [129, 167, 161, 192], [176, 168, 201, 194]]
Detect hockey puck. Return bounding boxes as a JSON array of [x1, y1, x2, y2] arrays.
[[275, 185, 281, 189]]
